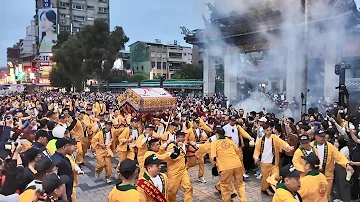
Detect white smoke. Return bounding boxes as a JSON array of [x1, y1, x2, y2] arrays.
[[195, 0, 356, 117]]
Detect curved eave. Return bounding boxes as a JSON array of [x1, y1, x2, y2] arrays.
[[185, 6, 360, 46]]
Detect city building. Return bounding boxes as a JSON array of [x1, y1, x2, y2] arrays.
[[129, 40, 192, 79], [6, 43, 21, 84], [36, 0, 110, 33]]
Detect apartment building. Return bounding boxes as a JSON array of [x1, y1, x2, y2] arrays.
[[129, 40, 192, 79], [36, 0, 110, 33]]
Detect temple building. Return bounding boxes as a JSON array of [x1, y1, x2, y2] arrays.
[[183, 0, 360, 105]]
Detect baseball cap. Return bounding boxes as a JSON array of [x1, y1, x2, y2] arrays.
[[68, 138, 77, 145], [0, 193, 19, 202], [175, 130, 186, 137], [311, 121, 321, 128], [193, 118, 200, 123], [145, 124, 156, 129], [35, 157, 55, 174], [59, 114, 66, 119], [229, 116, 236, 121], [280, 164, 300, 179], [259, 117, 267, 122], [104, 111, 110, 115], [170, 122, 178, 127], [315, 129, 326, 137], [105, 120, 113, 125], [42, 173, 69, 194], [86, 106, 92, 111], [144, 154, 162, 167], [55, 138, 71, 149], [22, 148, 41, 162], [299, 134, 311, 144], [301, 152, 320, 167], [119, 158, 137, 179], [99, 112, 104, 117], [131, 117, 139, 122], [52, 126, 66, 138]]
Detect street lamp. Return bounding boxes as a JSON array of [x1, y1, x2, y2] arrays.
[[335, 62, 351, 107]]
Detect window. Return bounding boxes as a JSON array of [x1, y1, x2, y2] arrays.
[[162, 62, 167, 69], [87, 17, 95, 21], [157, 53, 162, 58], [73, 27, 81, 33], [151, 62, 155, 68], [98, 18, 108, 23], [59, 14, 66, 19], [99, 0, 107, 2], [162, 52, 167, 58], [60, 26, 65, 31], [150, 52, 156, 58], [66, 26, 71, 31], [141, 66, 144, 71], [59, 2, 69, 8], [157, 62, 161, 69], [87, 5, 95, 10], [98, 7, 108, 13], [72, 4, 85, 10], [73, 15, 85, 21], [169, 52, 182, 59], [188, 54, 192, 60]]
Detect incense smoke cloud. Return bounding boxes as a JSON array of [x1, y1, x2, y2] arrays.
[[196, 0, 356, 118]]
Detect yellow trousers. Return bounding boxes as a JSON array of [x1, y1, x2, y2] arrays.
[[95, 154, 112, 178], [326, 179, 333, 200], [138, 156, 145, 178], [71, 187, 76, 202], [186, 155, 204, 178], [219, 167, 247, 202], [75, 142, 84, 165], [81, 137, 90, 157], [260, 163, 279, 191], [116, 151, 135, 172], [167, 170, 193, 202], [238, 148, 246, 174]]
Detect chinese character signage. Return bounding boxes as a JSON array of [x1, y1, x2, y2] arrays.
[[43, 0, 51, 8]]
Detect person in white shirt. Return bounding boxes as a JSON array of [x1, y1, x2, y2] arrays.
[[223, 117, 239, 146]]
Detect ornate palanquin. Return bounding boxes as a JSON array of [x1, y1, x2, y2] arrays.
[[117, 88, 177, 112], [183, 0, 360, 52]]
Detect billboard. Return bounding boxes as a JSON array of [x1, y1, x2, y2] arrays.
[[38, 8, 57, 53]]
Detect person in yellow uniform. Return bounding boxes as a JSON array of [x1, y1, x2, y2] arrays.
[[137, 154, 168, 202], [185, 118, 208, 183], [144, 138, 173, 160], [253, 124, 294, 195], [210, 127, 247, 202], [292, 134, 314, 173], [22, 130, 36, 151], [298, 152, 328, 202], [116, 117, 140, 173], [309, 129, 354, 200], [165, 130, 193, 202], [273, 164, 302, 202], [69, 111, 85, 166], [109, 158, 145, 202], [160, 122, 178, 144], [91, 120, 113, 183], [136, 124, 159, 177]]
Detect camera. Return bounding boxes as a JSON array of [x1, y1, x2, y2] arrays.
[[5, 141, 18, 150]]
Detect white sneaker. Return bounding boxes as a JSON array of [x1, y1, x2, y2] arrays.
[[106, 178, 113, 184], [243, 173, 250, 178], [256, 173, 262, 180], [197, 177, 206, 183], [114, 172, 119, 179], [92, 152, 96, 157]]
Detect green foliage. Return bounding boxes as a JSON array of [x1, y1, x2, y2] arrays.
[[128, 73, 149, 82], [173, 64, 203, 79], [49, 65, 72, 91], [108, 70, 129, 82], [49, 19, 129, 91]]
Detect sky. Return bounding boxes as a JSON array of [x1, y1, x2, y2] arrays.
[[0, 0, 212, 67]]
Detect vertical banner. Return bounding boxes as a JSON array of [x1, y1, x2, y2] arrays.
[[43, 0, 51, 8], [38, 8, 57, 53]]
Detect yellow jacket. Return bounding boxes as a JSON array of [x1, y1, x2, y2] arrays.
[[95, 102, 106, 114], [160, 131, 175, 144], [22, 139, 33, 151], [165, 142, 186, 175], [136, 133, 160, 161], [236, 124, 252, 148], [253, 134, 289, 165], [70, 119, 85, 141], [186, 119, 212, 133], [310, 141, 348, 180], [118, 127, 137, 152], [298, 170, 328, 202], [137, 172, 168, 202], [273, 183, 302, 202], [91, 130, 113, 156], [108, 184, 145, 202], [210, 137, 242, 171], [185, 127, 207, 144], [292, 146, 314, 173]]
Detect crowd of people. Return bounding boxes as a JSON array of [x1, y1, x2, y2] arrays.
[[0, 91, 359, 202]]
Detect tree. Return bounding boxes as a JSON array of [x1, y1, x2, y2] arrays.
[[107, 70, 129, 82], [78, 20, 129, 91], [49, 64, 72, 92], [173, 64, 203, 79], [51, 36, 86, 91], [128, 73, 149, 82]]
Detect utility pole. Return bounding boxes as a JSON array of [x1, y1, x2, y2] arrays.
[[301, 0, 309, 116], [335, 62, 351, 107]]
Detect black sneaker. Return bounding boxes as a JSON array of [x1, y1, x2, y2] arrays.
[[269, 186, 275, 194], [261, 190, 270, 195], [215, 186, 221, 194], [231, 193, 237, 198]]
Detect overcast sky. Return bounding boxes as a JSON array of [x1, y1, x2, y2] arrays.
[[0, 0, 211, 67]]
